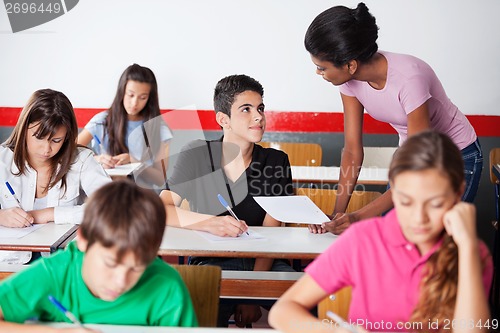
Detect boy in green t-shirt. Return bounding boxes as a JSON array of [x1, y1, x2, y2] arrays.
[[0, 180, 198, 331]]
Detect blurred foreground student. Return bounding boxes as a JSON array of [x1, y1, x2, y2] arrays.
[[305, 3, 483, 234], [161, 74, 294, 327], [0, 180, 197, 331], [78, 63, 171, 188], [0, 89, 111, 264], [269, 131, 493, 333]]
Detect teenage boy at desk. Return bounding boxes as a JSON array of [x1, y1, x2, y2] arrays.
[[0, 180, 197, 332], [160, 74, 295, 327]]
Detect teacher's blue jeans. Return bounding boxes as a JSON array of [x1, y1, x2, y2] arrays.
[[461, 139, 483, 203]]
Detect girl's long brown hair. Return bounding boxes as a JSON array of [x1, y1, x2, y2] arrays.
[[389, 131, 464, 331], [5, 89, 78, 194]]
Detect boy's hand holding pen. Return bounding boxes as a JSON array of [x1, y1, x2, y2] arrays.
[[48, 295, 102, 332], [217, 194, 250, 236]]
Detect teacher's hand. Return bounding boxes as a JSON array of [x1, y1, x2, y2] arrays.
[[322, 213, 355, 235]]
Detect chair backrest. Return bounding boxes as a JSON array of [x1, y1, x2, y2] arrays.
[[295, 188, 382, 320], [490, 148, 500, 184], [0, 272, 14, 280], [362, 147, 397, 168], [171, 264, 221, 327], [259, 142, 322, 166], [295, 188, 382, 214]]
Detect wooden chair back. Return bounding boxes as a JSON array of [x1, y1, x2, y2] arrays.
[[490, 148, 500, 184], [171, 264, 221, 327], [259, 142, 322, 166], [294, 188, 382, 320], [295, 188, 382, 215], [0, 272, 14, 280]]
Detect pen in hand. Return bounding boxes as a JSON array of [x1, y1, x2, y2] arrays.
[[5, 181, 22, 207], [326, 311, 360, 333], [217, 194, 249, 236], [48, 295, 84, 327], [93, 134, 106, 155]]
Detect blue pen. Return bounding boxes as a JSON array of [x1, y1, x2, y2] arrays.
[[5, 181, 22, 207], [217, 194, 249, 235], [48, 295, 83, 327], [93, 134, 106, 155]]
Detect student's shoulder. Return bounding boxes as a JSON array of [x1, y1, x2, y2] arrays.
[[253, 144, 289, 164], [87, 110, 109, 123], [178, 139, 211, 157], [0, 145, 14, 161], [142, 259, 184, 285], [74, 146, 96, 161], [146, 258, 182, 280]]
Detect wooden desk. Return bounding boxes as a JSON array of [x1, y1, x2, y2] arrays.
[[43, 323, 279, 332], [159, 226, 336, 259], [0, 223, 78, 253], [291, 166, 388, 185]]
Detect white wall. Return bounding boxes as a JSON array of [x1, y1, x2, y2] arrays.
[[1, 0, 499, 115]]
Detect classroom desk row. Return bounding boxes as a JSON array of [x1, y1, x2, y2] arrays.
[[43, 323, 279, 332], [159, 226, 336, 259], [0, 223, 78, 253], [105, 163, 390, 186], [0, 224, 337, 260], [291, 165, 389, 185]]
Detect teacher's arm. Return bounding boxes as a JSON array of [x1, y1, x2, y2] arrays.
[[407, 101, 431, 136], [333, 93, 365, 215]]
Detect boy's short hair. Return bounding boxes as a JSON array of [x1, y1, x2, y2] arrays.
[[213, 74, 264, 116], [79, 180, 166, 265]]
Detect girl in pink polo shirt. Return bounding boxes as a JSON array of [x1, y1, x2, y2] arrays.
[[269, 131, 493, 333], [304, 3, 483, 235]]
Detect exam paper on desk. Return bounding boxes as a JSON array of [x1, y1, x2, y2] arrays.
[[104, 162, 142, 177], [0, 224, 45, 239], [254, 196, 330, 225], [195, 229, 266, 242]]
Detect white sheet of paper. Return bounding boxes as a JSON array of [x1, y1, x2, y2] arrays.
[[104, 162, 141, 177], [0, 224, 45, 239], [254, 196, 330, 225], [194, 229, 266, 242]]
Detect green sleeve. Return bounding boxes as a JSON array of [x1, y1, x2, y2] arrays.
[[0, 260, 52, 323]]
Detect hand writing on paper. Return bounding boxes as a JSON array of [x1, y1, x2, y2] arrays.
[[0, 207, 34, 227], [322, 213, 356, 235], [112, 153, 130, 166], [202, 216, 249, 237], [234, 304, 262, 328], [94, 154, 117, 169]]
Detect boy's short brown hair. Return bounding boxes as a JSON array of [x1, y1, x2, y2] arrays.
[[79, 179, 166, 264]]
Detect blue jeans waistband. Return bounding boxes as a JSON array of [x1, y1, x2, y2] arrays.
[[461, 139, 482, 156]]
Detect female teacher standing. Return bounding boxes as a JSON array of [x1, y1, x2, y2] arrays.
[[305, 2, 483, 234]]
